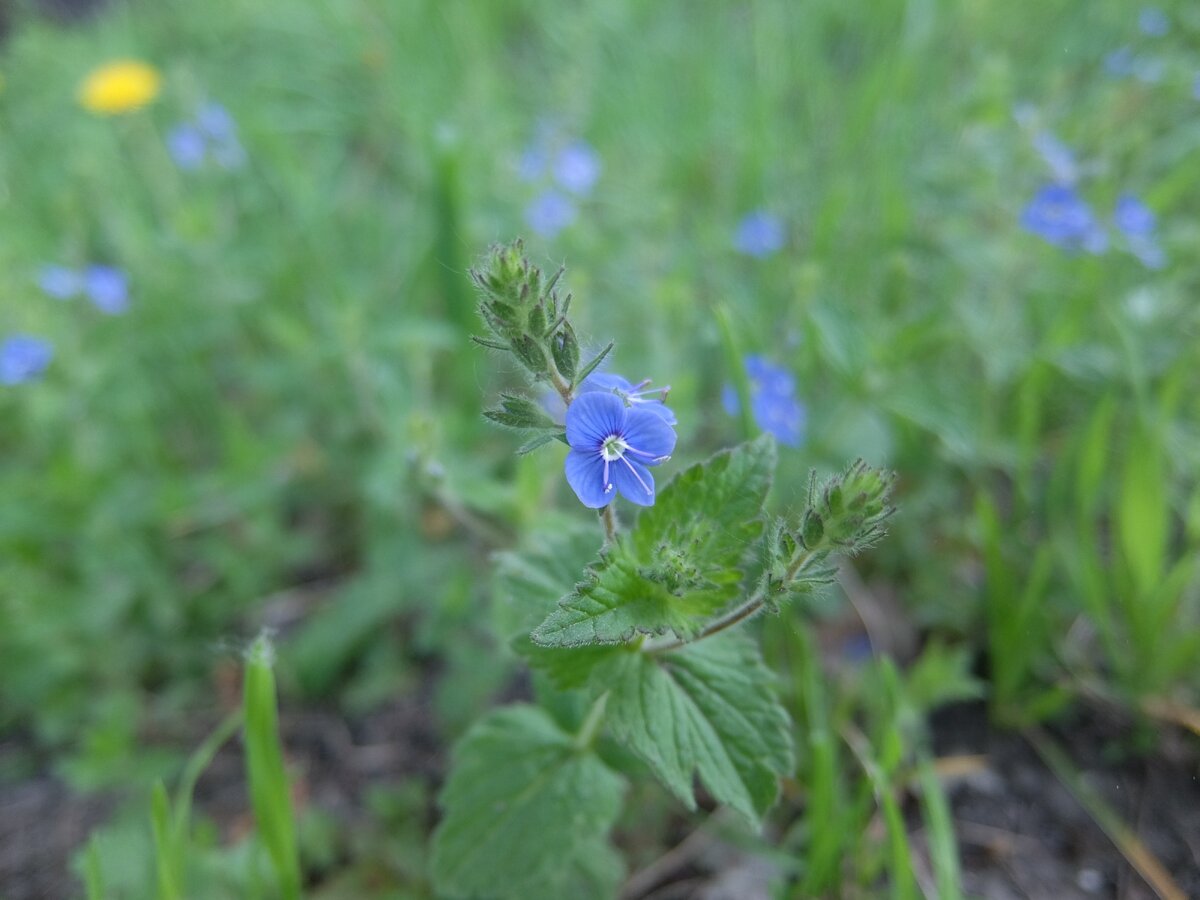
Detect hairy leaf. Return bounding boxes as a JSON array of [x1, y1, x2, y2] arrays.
[[532, 437, 775, 646], [599, 633, 794, 826], [492, 520, 600, 641], [431, 705, 624, 900]]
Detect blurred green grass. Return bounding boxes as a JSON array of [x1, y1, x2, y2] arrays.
[[1, 0, 1199, 895]]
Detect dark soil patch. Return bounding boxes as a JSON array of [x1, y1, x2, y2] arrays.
[[931, 701, 1200, 899], [0, 687, 445, 900]]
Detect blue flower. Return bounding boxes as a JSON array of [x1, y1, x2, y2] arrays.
[[196, 102, 235, 140], [38, 265, 83, 299], [1105, 46, 1135, 77], [84, 265, 130, 314], [1031, 131, 1078, 185], [167, 124, 206, 170], [564, 391, 676, 508], [167, 103, 245, 170], [1020, 185, 1108, 253], [525, 190, 576, 238], [1138, 7, 1168, 36], [553, 140, 601, 196], [518, 146, 547, 182], [734, 210, 785, 258], [723, 355, 806, 447], [1, 335, 53, 385], [579, 372, 676, 425], [1114, 194, 1166, 269], [1114, 194, 1156, 237]]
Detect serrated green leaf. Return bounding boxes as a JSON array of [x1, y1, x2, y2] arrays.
[[532, 438, 776, 647], [632, 434, 775, 563], [532, 553, 713, 646], [431, 705, 625, 900], [492, 521, 601, 642], [599, 633, 794, 826]]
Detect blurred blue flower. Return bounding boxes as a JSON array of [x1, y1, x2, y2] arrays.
[[1031, 131, 1078, 185], [723, 354, 806, 447], [580, 372, 676, 425], [38, 264, 82, 299], [1114, 194, 1166, 270], [1, 335, 53, 385], [563, 391, 676, 508], [1132, 56, 1165, 84], [1114, 194, 1156, 237], [84, 265, 130, 314], [518, 146, 547, 182], [734, 210, 785, 258], [167, 123, 206, 170], [1129, 239, 1166, 270], [525, 190, 576, 238], [553, 140, 601, 196], [1105, 46, 1135, 77], [197, 102, 235, 140], [167, 102, 245, 170], [1020, 184, 1108, 253], [1138, 7, 1169, 36]]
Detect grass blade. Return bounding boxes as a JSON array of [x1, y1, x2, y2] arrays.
[[244, 635, 302, 900]]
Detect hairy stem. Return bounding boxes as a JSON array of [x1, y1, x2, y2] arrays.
[[648, 546, 819, 654], [601, 503, 619, 545], [573, 690, 610, 751]]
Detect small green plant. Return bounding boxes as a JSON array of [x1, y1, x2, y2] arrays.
[[428, 242, 896, 899], [80, 635, 300, 899]]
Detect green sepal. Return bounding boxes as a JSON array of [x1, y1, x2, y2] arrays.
[[572, 340, 615, 389], [511, 334, 549, 375], [483, 393, 560, 431], [516, 432, 563, 455], [551, 322, 580, 379]]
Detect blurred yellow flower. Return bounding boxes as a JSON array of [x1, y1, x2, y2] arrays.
[[78, 60, 161, 115]]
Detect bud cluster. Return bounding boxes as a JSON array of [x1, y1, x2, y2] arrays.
[[799, 459, 896, 555], [756, 460, 896, 611], [471, 239, 608, 391]]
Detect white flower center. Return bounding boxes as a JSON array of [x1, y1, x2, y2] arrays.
[[600, 435, 627, 461]]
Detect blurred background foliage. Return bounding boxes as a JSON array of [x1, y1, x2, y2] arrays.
[[1, 0, 1198, 896]]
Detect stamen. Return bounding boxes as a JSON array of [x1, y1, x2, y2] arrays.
[[620, 456, 653, 495], [602, 457, 612, 492], [623, 442, 670, 463]]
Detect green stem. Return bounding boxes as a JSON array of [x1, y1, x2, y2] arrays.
[[648, 546, 820, 654], [573, 691, 610, 751], [601, 504, 619, 545]]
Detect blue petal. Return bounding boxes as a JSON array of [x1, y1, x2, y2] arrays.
[[167, 124, 206, 170], [38, 265, 82, 300], [525, 190, 576, 238], [565, 391, 626, 450], [565, 449, 612, 508], [84, 265, 130, 315], [612, 457, 656, 506], [640, 402, 677, 426], [621, 406, 676, 464], [752, 392, 806, 448], [580, 372, 633, 394], [0, 335, 53, 385]]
